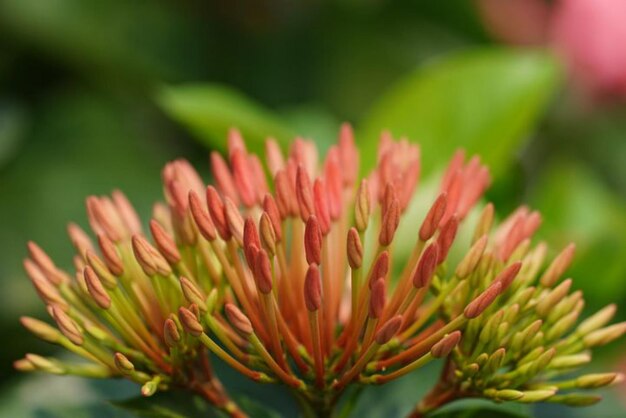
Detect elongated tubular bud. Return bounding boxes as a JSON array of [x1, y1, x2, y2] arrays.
[[24, 259, 67, 308], [249, 154, 269, 201], [262, 195, 282, 242], [576, 373, 618, 389], [338, 122, 358, 186], [26, 354, 64, 374], [131, 235, 171, 276], [441, 149, 465, 191], [305, 216, 322, 265], [370, 251, 390, 288], [436, 216, 459, 264], [369, 278, 386, 319], [111, 189, 142, 234], [536, 279, 572, 317], [494, 261, 523, 291], [486, 389, 524, 401], [259, 212, 276, 255], [313, 179, 331, 235], [27, 241, 64, 286], [231, 148, 256, 207], [50, 305, 83, 345], [583, 322, 626, 347], [86, 196, 124, 242], [550, 353, 591, 369], [206, 186, 231, 240], [225, 303, 253, 336], [464, 282, 502, 319], [412, 243, 439, 288], [247, 244, 262, 280], [180, 276, 207, 312], [142, 377, 160, 397], [577, 304, 617, 335], [473, 203, 494, 241], [375, 315, 403, 345], [224, 198, 244, 245], [227, 127, 246, 155], [97, 234, 124, 276], [499, 215, 525, 261], [355, 179, 370, 232], [296, 166, 314, 222], [166, 179, 188, 218], [304, 263, 322, 312], [178, 307, 203, 337], [540, 243, 576, 287], [67, 223, 94, 257], [324, 148, 343, 221], [379, 196, 400, 246], [419, 193, 447, 241], [164, 318, 181, 347], [347, 228, 363, 269], [431, 331, 461, 358], [149, 220, 180, 264], [523, 210, 542, 237], [274, 170, 295, 218], [254, 249, 273, 294], [210, 151, 239, 206], [265, 138, 285, 175], [20, 316, 61, 342], [84, 266, 111, 309], [243, 218, 261, 267], [114, 352, 135, 374], [188, 190, 216, 241], [456, 235, 488, 279], [85, 250, 117, 289]]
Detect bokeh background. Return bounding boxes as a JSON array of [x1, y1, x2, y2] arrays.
[[1, 0, 625, 417]]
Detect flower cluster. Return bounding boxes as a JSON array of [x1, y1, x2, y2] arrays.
[[16, 125, 624, 417], [408, 209, 625, 416]]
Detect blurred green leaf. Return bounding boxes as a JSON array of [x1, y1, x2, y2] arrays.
[[111, 391, 221, 418], [529, 159, 626, 310], [348, 362, 438, 417], [430, 407, 530, 418], [0, 101, 27, 166], [111, 391, 281, 418], [279, 104, 341, 153], [234, 397, 281, 418], [0, 0, 209, 84], [157, 84, 297, 154], [360, 48, 562, 176], [0, 375, 135, 418]]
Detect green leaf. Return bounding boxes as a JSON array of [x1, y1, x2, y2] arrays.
[[279, 104, 341, 153], [360, 48, 562, 176], [234, 396, 282, 418], [0, 0, 209, 83], [529, 159, 626, 310], [157, 84, 297, 154], [0, 101, 27, 167], [111, 391, 282, 418], [111, 391, 221, 418], [430, 406, 530, 418]]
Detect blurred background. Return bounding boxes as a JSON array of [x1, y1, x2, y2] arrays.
[[0, 0, 625, 417]]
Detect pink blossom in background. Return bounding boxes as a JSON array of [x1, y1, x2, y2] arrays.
[[477, 0, 626, 100], [551, 0, 626, 99]]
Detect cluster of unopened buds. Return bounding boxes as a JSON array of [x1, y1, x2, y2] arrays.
[[16, 125, 625, 418]]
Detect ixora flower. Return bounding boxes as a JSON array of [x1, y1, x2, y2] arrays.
[[16, 125, 624, 418]]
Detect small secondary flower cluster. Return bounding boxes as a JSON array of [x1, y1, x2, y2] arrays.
[[16, 125, 624, 418], [407, 202, 625, 416]]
